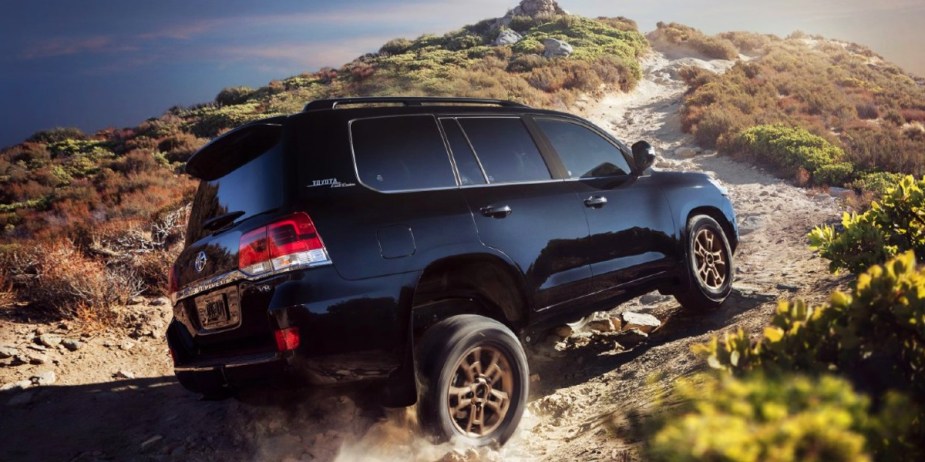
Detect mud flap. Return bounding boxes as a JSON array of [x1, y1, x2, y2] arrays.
[[380, 322, 417, 408]]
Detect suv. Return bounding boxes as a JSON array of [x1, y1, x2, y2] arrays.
[[167, 97, 737, 445]]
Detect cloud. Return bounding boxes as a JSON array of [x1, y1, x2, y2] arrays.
[[22, 36, 134, 59], [216, 35, 393, 69], [134, 1, 500, 42]]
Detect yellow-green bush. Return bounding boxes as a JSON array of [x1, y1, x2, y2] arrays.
[[646, 373, 872, 462], [648, 252, 925, 461], [732, 124, 847, 185], [810, 175, 925, 273], [696, 252, 925, 396]]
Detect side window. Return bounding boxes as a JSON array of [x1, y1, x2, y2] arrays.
[[535, 118, 632, 178], [440, 119, 486, 186], [351, 116, 456, 191], [458, 118, 551, 184]]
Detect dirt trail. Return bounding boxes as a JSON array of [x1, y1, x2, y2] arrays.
[[0, 51, 845, 462]]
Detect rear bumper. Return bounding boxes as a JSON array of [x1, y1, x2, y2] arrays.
[[174, 352, 289, 393]]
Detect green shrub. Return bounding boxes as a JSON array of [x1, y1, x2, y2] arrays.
[[734, 125, 845, 183], [848, 171, 906, 195], [814, 162, 855, 186], [809, 176, 925, 273]]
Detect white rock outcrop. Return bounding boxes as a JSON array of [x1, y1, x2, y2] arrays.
[[494, 29, 523, 46], [543, 38, 573, 58]]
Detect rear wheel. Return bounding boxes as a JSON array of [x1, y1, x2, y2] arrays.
[[675, 214, 734, 310], [415, 315, 528, 446]]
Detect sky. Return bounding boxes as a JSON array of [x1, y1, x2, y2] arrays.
[[1, 0, 923, 149]]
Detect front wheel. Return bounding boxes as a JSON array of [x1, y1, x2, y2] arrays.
[[675, 214, 734, 310], [415, 315, 528, 446]]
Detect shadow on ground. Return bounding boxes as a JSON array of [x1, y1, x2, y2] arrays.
[[0, 376, 389, 462]]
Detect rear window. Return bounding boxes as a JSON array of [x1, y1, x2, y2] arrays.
[[351, 116, 456, 192], [457, 118, 550, 184], [187, 143, 284, 243]]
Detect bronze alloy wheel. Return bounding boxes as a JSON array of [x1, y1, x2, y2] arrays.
[[446, 345, 514, 437], [692, 227, 727, 290]]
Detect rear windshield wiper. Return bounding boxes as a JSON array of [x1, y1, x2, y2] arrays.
[[202, 210, 245, 232]]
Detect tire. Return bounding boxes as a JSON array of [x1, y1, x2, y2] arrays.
[[675, 214, 734, 310], [415, 315, 528, 446]]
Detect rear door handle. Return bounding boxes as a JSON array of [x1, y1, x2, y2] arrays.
[[480, 205, 512, 218], [584, 196, 608, 208]]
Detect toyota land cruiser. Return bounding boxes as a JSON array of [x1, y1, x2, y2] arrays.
[[167, 96, 738, 445]]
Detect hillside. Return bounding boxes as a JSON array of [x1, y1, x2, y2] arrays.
[[652, 23, 925, 191], [1, 43, 850, 462], [6, 1, 925, 460]]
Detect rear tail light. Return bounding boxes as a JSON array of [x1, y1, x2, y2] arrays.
[[238, 212, 330, 276], [274, 327, 300, 352]]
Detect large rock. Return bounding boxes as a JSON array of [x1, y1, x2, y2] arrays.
[[506, 0, 566, 20], [0, 345, 18, 359], [37, 333, 62, 348], [27, 352, 48, 365], [493, 29, 523, 46], [0, 380, 31, 392], [543, 38, 573, 58], [62, 339, 83, 352], [621, 312, 661, 334], [31, 371, 56, 386]]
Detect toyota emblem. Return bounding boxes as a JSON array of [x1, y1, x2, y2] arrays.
[[194, 251, 207, 273]]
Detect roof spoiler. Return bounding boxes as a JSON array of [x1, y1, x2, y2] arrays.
[[185, 120, 284, 180]]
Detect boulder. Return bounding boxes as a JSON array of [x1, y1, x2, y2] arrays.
[[37, 333, 63, 348], [0, 345, 18, 359], [621, 312, 661, 334], [493, 29, 523, 46], [62, 339, 83, 352], [31, 370, 56, 386], [0, 380, 31, 392], [543, 38, 573, 58], [115, 370, 136, 380], [506, 0, 566, 20]]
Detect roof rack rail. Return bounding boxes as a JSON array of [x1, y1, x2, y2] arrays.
[[302, 97, 528, 112]]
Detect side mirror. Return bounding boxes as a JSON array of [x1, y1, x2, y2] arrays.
[[632, 141, 656, 174]]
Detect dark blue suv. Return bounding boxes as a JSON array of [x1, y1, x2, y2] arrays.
[[167, 97, 738, 446]]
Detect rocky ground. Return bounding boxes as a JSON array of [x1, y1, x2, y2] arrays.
[[0, 49, 847, 462]]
